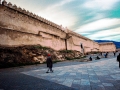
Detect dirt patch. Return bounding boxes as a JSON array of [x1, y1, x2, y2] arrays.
[[0, 45, 87, 68]]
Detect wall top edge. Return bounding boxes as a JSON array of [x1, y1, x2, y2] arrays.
[[99, 42, 114, 44], [67, 30, 96, 42], [1, 0, 67, 33]]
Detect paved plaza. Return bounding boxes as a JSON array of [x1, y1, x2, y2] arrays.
[[0, 53, 120, 90]]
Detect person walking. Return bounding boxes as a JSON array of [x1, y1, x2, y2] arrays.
[[113, 52, 116, 56], [117, 53, 120, 68], [96, 56, 100, 60], [46, 54, 53, 73], [100, 52, 102, 56], [89, 56, 92, 61], [105, 52, 108, 58]]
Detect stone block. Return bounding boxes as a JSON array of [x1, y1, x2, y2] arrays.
[[13, 4, 17, 9], [8, 2, 12, 8], [30, 12, 33, 17], [2, 0, 7, 6], [22, 8, 26, 14], [18, 7, 22, 12], [33, 57, 38, 61]]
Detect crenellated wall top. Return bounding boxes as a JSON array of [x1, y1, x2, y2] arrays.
[[67, 30, 89, 40], [67, 30, 99, 44], [1, 0, 66, 32]]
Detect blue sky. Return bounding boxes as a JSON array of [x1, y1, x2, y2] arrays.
[[3, 0, 120, 41]]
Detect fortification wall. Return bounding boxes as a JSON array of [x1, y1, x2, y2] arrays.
[[67, 30, 100, 53], [84, 40, 94, 53], [0, 0, 116, 52], [99, 42, 116, 52], [66, 30, 87, 52], [0, 27, 65, 50], [0, 1, 66, 39], [0, 0, 66, 50]]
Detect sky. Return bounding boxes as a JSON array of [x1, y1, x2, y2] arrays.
[[3, 0, 120, 42]]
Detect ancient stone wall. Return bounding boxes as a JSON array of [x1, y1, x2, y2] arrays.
[[0, 0, 116, 52], [67, 30, 100, 53], [83, 40, 100, 53], [0, 1, 66, 50], [0, 2, 66, 38], [99, 42, 116, 52], [0, 27, 65, 50], [67, 30, 87, 52]]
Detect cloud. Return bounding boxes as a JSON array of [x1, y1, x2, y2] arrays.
[[82, 0, 119, 10], [45, 0, 74, 9], [85, 27, 120, 41], [75, 18, 120, 33], [101, 35, 120, 41]]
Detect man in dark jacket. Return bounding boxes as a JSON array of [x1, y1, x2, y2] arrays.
[[46, 54, 53, 73], [113, 52, 116, 56], [117, 53, 120, 68], [89, 56, 92, 61]]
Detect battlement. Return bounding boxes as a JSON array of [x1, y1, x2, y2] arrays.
[[67, 29, 89, 40], [1, 0, 65, 32], [0, 0, 116, 52]]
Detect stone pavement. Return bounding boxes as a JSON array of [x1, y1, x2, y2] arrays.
[[0, 53, 120, 90]]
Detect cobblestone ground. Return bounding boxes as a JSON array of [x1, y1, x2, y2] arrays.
[[0, 52, 120, 90]]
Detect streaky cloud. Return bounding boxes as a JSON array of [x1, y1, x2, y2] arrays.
[[75, 18, 120, 33], [84, 27, 120, 41], [82, 0, 119, 10]]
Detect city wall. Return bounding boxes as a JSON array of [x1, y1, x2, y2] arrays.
[[0, 1, 66, 51], [0, 0, 116, 52], [66, 30, 100, 53], [99, 42, 116, 52]]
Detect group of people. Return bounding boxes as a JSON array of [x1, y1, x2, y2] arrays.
[[103, 52, 120, 68], [89, 52, 120, 68], [46, 52, 120, 74], [89, 56, 100, 61]]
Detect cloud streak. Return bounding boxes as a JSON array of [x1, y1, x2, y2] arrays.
[[82, 0, 119, 10], [75, 18, 120, 33], [84, 27, 120, 41]]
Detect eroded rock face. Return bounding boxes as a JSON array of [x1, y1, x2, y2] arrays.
[[0, 45, 83, 68]]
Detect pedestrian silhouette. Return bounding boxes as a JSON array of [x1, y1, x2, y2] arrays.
[[117, 53, 120, 68], [105, 52, 108, 58], [46, 54, 53, 73], [96, 56, 100, 60], [89, 56, 92, 61], [113, 52, 116, 56]]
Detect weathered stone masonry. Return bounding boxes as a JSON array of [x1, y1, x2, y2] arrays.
[[0, 0, 116, 53]]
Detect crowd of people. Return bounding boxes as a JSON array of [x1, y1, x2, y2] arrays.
[[89, 51, 118, 60], [45, 51, 120, 74], [89, 51, 120, 68]]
